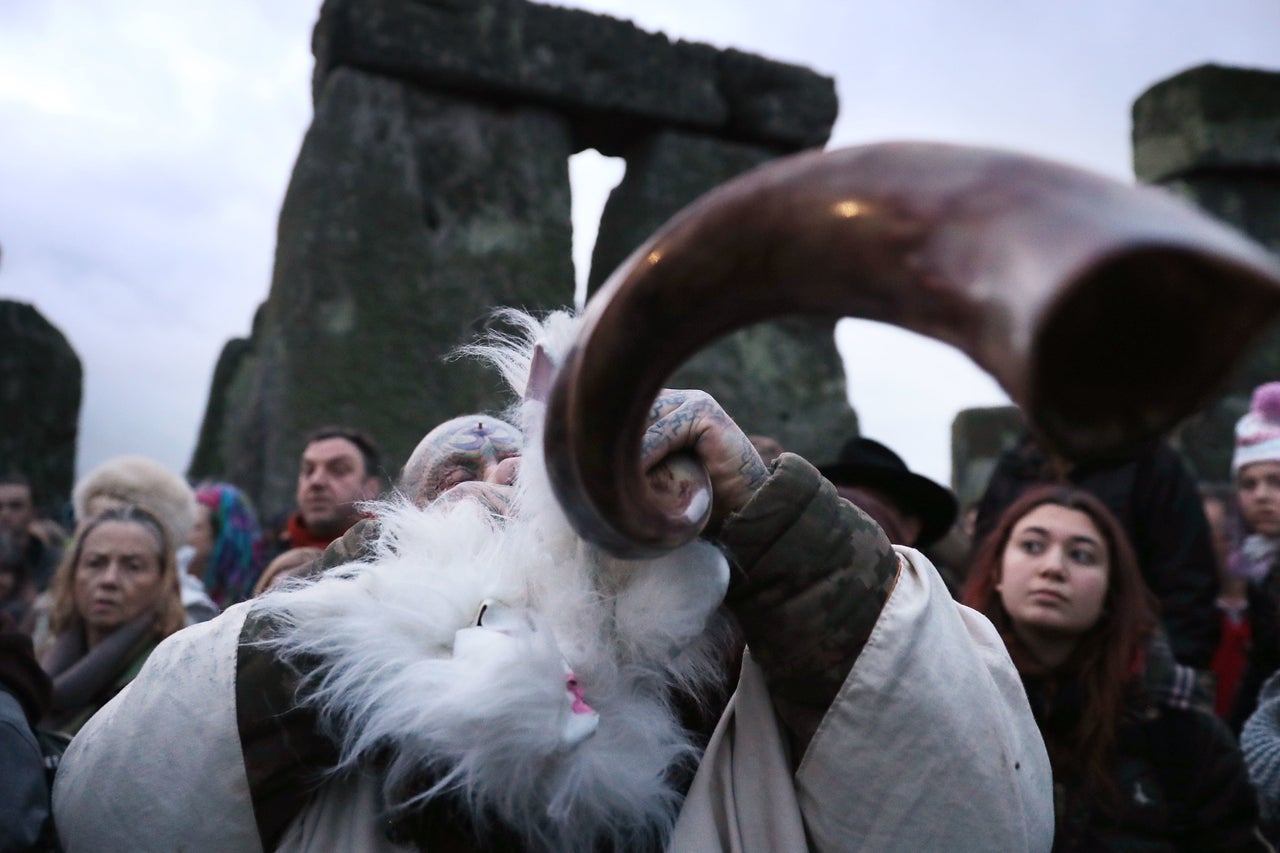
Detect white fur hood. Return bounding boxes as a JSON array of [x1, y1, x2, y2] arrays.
[[254, 311, 732, 851]]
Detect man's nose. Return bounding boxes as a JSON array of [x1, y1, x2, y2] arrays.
[[484, 456, 521, 487]]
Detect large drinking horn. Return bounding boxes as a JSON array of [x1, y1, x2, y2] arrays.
[[544, 141, 1280, 558]]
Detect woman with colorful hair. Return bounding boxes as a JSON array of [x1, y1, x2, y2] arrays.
[[187, 482, 265, 609], [963, 484, 1264, 850]]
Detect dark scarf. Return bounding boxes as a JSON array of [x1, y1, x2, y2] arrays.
[[41, 610, 156, 728]]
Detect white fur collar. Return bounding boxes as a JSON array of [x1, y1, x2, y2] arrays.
[[255, 310, 733, 851]]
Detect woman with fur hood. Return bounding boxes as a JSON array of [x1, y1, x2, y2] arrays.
[[52, 310, 1052, 852]]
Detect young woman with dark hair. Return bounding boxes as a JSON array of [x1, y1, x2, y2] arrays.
[[963, 485, 1265, 850]]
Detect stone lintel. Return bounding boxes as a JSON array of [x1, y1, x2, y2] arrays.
[[313, 0, 837, 152], [1133, 63, 1280, 183]]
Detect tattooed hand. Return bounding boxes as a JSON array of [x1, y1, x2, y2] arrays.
[[640, 390, 769, 534]]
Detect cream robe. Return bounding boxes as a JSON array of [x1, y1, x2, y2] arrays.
[[54, 549, 1052, 852], [670, 547, 1054, 851]]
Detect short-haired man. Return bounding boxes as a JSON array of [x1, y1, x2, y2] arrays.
[[0, 476, 62, 592], [285, 427, 383, 551]]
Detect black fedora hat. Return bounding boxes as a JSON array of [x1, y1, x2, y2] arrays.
[[818, 437, 958, 547]]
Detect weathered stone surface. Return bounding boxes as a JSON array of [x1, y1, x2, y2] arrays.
[[588, 130, 777, 290], [313, 0, 837, 152], [588, 130, 856, 459], [204, 69, 575, 518], [195, 3, 842, 515], [1156, 173, 1280, 255], [1174, 394, 1251, 484], [188, 333, 253, 482], [1133, 64, 1280, 183], [951, 406, 1023, 506], [1133, 64, 1280, 484], [1172, 322, 1280, 483], [669, 317, 858, 462], [0, 301, 82, 517]]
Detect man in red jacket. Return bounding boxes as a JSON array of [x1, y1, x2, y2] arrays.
[[283, 427, 383, 551]]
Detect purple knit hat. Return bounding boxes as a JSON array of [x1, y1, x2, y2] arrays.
[[1233, 382, 1280, 474]]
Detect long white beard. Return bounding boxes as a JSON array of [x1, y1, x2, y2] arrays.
[[254, 310, 734, 851]]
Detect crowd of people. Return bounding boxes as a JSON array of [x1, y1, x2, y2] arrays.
[[0, 425, 385, 850], [7, 325, 1280, 849]]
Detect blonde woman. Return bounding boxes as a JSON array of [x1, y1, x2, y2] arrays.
[[41, 506, 185, 734]]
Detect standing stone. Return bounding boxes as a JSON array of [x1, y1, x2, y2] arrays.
[[197, 68, 575, 518], [1133, 64, 1280, 482], [191, 0, 844, 512], [187, 332, 254, 484], [951, 406, 1024, 507], [587, 130, 857, 460], [0, 301, 82, 518]]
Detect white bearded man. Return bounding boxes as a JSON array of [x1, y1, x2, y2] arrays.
[[51, 309, 1052, 852], [56, 137, 1279, 851]]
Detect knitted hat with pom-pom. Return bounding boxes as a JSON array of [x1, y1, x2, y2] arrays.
[[1233, 382, 1280, 474]]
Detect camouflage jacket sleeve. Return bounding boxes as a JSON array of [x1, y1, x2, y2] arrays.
[[314, 517, 382, 572], [714, 452, 901, 754]]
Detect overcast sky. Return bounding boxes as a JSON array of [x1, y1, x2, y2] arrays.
[[1, 0, 1277, 492]]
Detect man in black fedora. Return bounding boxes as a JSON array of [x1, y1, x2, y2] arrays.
[[818, 436, 958, 551]]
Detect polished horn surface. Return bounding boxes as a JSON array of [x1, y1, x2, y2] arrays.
[[545, 141, 1280, 558]]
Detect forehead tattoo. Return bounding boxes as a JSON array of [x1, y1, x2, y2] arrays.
[[407, 417, 523, 502], [438, 421, 520, 452]]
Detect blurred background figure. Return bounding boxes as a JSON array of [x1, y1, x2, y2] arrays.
[[1243, 666, 1280, 847], [0, 616, 54, 850], [280, 426, 383, 555], [1227, 383, 1280, 729], [0, 532, 38, 631], [187, 482, 265, 609], [818, 436, 957, 549], [964, 485, 1264, 850], [252, 546, 324, 596], [0, 474, 65, 595], [818, 435, 960, 590], [70, 454, 216, 631], [40, 506, 186, 735], [1202, 483, 1251, 719], [72, 455, 198, 543]]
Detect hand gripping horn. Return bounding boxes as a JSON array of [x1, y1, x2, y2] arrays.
[[543, 141, 1280, 558]]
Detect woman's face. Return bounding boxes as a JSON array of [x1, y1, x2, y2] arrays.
[[188, 504, 215, 564], [1237, 461, 1280, 538], [73, 520, 165, 646], [998, 503, 1110, 641]]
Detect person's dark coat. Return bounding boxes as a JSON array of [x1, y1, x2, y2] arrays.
[[1231, 566, 1280, 731], [1025, 672, 1265, 851], [0, 621, 55, 850]]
